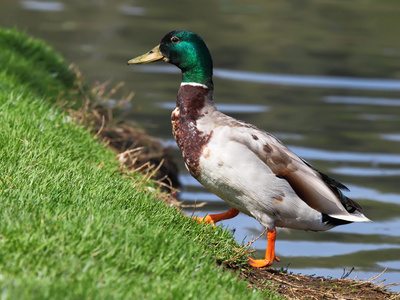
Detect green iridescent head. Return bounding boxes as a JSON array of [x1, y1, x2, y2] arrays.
[[128, 30, 213, 88]]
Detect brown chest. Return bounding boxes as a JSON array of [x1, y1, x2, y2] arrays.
[[171, 107, 212, 178]]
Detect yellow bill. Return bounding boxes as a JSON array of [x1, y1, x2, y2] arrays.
[[127, 45, 165, 64]]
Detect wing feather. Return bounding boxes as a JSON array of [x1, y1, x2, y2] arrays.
[[228, 122, 363, 218]]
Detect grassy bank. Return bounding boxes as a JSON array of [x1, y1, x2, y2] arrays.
[[0, 28, 278, 299]]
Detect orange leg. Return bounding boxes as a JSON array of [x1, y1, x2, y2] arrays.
[[194, 207, 239, 227], [248, 229, 280, 268]]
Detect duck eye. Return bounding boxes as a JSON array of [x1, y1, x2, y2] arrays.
[[171, 36, 180, 44]]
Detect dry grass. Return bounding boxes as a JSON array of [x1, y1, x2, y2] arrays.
[[67, 65, 180, 197]]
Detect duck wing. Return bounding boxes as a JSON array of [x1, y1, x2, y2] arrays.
[[300, 159, 362, 213], [225, 119, 370, 222]]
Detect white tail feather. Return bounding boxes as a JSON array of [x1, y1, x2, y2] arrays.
[[328, 211, 371, 223]]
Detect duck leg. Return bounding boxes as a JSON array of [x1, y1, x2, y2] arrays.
[[194, 207, 239, 227], [248, 229, 280, 267]]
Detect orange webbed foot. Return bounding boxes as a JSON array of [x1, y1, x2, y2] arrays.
[[193, 215, 216, 227], [248, 256, 280, 268], [247, 229, 279, 268], [192, 208, 240, 227]]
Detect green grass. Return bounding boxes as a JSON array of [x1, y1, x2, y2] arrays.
[[0, 28, 278, 299]]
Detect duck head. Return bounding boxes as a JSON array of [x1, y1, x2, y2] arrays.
[[128, 29, 213, 88]]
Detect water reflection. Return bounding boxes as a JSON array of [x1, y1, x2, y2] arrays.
[[288, 146, 400, 165], [135, 65, 400, 91], [331, 167, 400, 176], [333, 218, 400, 237], [180, 192, 219, 202], [214, 69, 400, 91], [345, 185, 400, 204], [276, 241, 400, 257], [381, 134, 400, 142], [378, 260, 400, 271], [21, 1, 64, 12], [325, 96, 400, 106]]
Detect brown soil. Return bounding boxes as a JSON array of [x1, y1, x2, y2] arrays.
[[67, 74, 399, 300], [226, 262, 399, 299]]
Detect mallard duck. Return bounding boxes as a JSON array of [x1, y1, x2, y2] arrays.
[[127, 30, 370, 268]]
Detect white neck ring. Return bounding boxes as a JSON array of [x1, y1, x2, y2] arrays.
[[180, 82, 208, 89]]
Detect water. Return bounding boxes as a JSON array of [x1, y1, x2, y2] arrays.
[[136, 64, 400, 90], [1, 0, 400, 291]]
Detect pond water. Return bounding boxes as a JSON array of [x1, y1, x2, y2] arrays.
[[1, 0, 400, 291]]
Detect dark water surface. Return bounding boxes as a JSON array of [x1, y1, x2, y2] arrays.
[[1, 0, 400, 291]]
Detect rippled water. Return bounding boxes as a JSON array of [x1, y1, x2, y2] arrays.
[[1, 0, 399, 291]]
